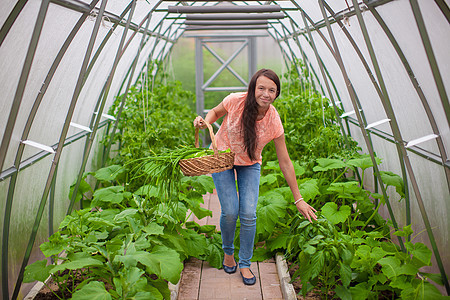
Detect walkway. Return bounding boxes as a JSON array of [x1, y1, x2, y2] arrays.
[[177, 189, 284, 300]]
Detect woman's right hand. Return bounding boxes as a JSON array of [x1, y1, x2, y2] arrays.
[[194, 116, 207, 129]]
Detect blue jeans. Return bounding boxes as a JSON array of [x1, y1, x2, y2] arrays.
[[212, 163, 261, 269]]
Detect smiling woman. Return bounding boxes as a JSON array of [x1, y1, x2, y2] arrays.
[[193, 68, 318, 285]]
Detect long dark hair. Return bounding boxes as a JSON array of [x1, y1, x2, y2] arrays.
[[241, 69, 281, 161]]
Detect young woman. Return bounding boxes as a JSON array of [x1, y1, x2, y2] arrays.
[[193, 69, 317, 285]]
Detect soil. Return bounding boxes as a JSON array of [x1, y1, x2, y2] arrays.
[[33, 271, 77, 300], [32, 270, 111, 300]]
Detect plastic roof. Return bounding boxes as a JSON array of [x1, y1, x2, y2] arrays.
[[0, 0, 449, 298]]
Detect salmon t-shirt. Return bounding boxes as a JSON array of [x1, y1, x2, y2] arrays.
[[214, 92, 284, 166]]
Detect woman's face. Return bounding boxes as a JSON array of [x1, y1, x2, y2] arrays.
[[255, 75, 277, 111]]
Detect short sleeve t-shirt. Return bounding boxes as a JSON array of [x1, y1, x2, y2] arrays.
[[214, 92, 284, 166]]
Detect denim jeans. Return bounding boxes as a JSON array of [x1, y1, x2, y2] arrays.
[[211, 163, 261, 269]]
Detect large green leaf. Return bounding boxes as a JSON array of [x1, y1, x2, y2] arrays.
[[378, 256, 401, 279], [380, 171, 405, 197], [40, 232, 65, 257], [23, 260, 53, 283], [350, 282, 371, 300], [309, 251, 325, 280], [133, 246, 183, 284], [328, 181, 362, 195], [347, 155, 381, 171], [293, 160, 305, 176], [339, 262, 352, 287], [267, 233, 289, 251], [72, 281, 112, 300], [143, 223, 165, 235], [69, 177, 92, 202], [321, 202, 351, 224], [313, 158, 346, 171], [205, 233, 223, 269], [394, 224, 413, 237], [114, 208, 138, 222], [256, 192, 286, 236], [252, 246, 273, 261], [260, 173, 278, 186], [93, 165, 126, 183], [93, 186, 124, 205], [401, 279, 448, 300], [408, 242, 432, 266], [51, 256, 103, 273], [182, 228, 207, 257], [180, 191, 212, 220], [335, 285, 352, 300], [298, 178, 319, 202], [264, 160, 280, 171], [181, 175, 215, 194]]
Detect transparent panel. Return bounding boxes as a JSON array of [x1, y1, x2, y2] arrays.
[[376, 0, 450, 153]]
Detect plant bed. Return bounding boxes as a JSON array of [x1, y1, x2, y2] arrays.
[[287, 261, 327, 300], [27, 270, 178, 300]]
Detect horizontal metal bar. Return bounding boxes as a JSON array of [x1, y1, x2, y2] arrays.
[[186, 25, 268, 30], [184, 33, 268, 38], [0, 120, 110, 182], [185, 12, 285, 20], [185, 20, 268, 25], [51, 0, 173, 42], [280, 0, 396, 42], [162, 0, 291, 1], [201, 38, 248, 43], [347, 117, 447, 167], [168, 5, 281, 14], [204, 86, 247, 91]]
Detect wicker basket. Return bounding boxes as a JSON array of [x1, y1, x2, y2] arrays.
[[179, 122, 235, 176]]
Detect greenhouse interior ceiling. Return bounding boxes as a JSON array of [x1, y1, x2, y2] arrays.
[[0, 0, 449, 298]]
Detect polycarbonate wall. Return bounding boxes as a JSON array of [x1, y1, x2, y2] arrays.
[[0, 0, 449, 298]]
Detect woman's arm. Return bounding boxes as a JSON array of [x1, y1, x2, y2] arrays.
[[194, 102, 227, 128], [273, 134, 317, 222]]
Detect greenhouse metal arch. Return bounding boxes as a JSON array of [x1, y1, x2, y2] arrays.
[[0, 0, 449, 298]]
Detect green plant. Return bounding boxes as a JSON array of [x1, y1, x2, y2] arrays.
[[286, 216, 354, 298], [25, 171, 221, 299]]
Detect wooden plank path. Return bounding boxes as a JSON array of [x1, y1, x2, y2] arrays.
[[177, 190, 284, 300]]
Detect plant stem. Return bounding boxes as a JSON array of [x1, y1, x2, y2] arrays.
[[361, 200, 382, 231]]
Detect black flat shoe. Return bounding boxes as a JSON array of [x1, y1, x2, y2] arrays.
[[240, 269, 256, 285], [223, 258, 237, 274]]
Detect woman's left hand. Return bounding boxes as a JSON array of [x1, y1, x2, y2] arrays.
[[296, 200, 318, 222]]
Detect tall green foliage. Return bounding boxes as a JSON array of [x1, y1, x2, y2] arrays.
[[264, 65, 359, 170], [254, 65, 446, 299], [25, 63, 446, 299], [103, 78, 197, 191], [25, 73, 224, 299]]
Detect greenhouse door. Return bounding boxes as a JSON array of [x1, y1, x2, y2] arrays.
[[193, 34, 259, 124]]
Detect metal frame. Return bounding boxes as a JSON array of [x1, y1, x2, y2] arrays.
[[6, 0, 108, 298], [0, 0, 449, 297], [167, 4, 281, 14], [194, 34, 258, 132]]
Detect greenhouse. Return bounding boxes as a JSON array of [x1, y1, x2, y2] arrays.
[[0, 0, 449, 299]]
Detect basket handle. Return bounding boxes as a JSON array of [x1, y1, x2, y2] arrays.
[[195, 122, 218, 155]]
